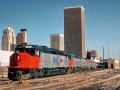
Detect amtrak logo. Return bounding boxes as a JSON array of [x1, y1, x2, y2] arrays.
[[53, 56, 63, 66], [57, 56, 60, 65]]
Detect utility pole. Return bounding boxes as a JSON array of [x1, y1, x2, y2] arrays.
[[107, 42, 109, 59], [102, 46, 104, 70]]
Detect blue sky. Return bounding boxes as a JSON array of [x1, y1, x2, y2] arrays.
[[0, 0, 120, 59]]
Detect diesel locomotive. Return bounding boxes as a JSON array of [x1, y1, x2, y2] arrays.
[[8, 43, 98, 80]]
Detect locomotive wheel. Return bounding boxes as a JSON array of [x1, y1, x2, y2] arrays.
[[61, 69, 66, 74], [67, 68, 72, 74], [37, 70, 41, 78], [61, 69, 64, 74], [71, 68, 74, 73], [79, 67, 82, 72], [40, 70, 45, 77], [91, 67, 93, 70], [78, 67, 81, 71], [30, 69, 37, 79]]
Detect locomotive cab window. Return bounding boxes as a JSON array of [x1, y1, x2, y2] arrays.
[[68, 54, 73, 60], [51, 51, 57, 54], [35, 50, 40, 56], [15, 45, 36, 56]]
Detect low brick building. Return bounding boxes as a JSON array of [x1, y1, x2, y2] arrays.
[[108, 59, 119, 69]]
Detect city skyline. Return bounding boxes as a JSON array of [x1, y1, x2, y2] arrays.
[[0, 0, 120, 59], [1, 23, 27, 51]]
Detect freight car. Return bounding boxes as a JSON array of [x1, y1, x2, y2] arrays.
[[8, 44, 98, 80]]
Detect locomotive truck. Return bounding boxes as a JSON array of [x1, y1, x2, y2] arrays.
[[8, 44, 98, 80]]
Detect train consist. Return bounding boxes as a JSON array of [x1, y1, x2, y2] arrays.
[[8, 44, 98, 80]]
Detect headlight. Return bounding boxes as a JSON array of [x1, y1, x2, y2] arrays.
[[17, 56, 20, 60]]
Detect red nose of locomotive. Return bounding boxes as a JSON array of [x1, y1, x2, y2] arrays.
[[9, 44, 31, 68], [9, 52, 29, 68], [9, 44, 40, 69]]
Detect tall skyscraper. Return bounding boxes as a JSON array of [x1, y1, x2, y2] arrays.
[[50, 34, 64, 51], [16, 29, 27, 45], [64, 6, 86, 58], [1, 23, 16, 51]]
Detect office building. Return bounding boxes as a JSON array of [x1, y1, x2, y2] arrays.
[[64, 6, 86, 58], [16, 29, 27, 45], [1, 23, 16, 51], [50, 34, 64, 51]]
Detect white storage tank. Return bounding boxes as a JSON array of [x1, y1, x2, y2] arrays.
[[0, 50, 14, 66], [0, 62, 9, 66]]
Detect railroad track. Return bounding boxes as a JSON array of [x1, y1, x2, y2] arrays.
[[0, 70, 97, 88], [0, 69, 95, 85], [0, 69, 120, 90]]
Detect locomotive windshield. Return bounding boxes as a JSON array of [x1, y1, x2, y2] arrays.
[[15, 45, 35, 56], [68, 54, 73, 60]]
